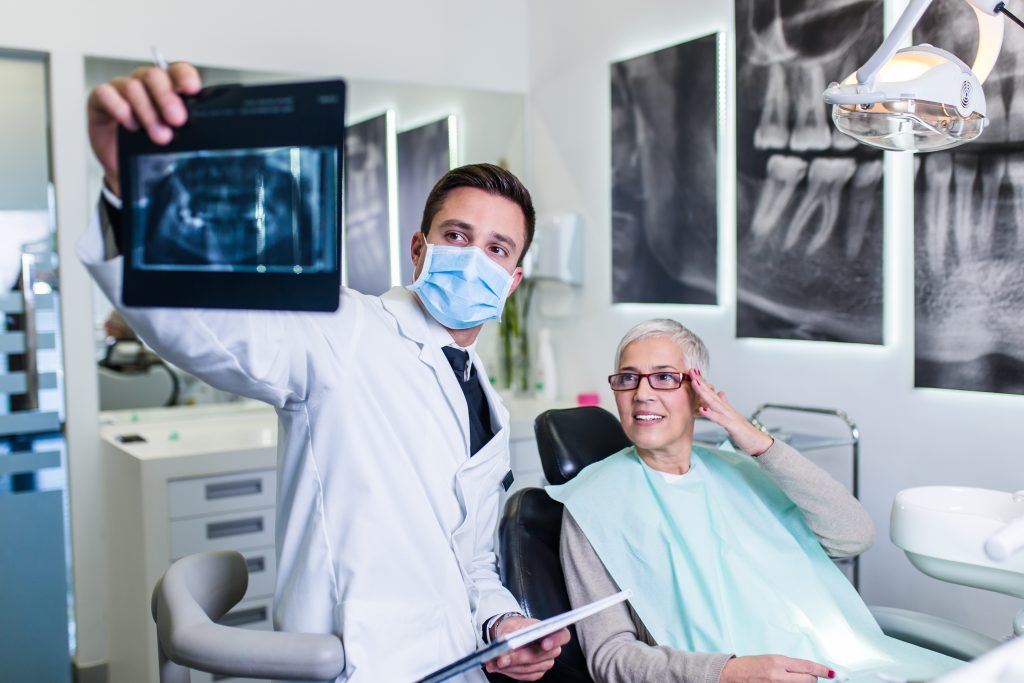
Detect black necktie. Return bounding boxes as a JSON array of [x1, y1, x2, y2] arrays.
[[442, 347, 494, 456]]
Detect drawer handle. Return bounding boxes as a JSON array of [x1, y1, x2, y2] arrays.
[[205, 478, 262, 500], [245, 556, 266, 574], [206, 517, 263, 540], [217, 606, 267, 628]]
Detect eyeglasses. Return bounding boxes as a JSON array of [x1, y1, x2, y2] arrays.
[[607, 371, 690, 391]]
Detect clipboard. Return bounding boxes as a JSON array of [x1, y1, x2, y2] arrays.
[[414, 590, 632, 683]]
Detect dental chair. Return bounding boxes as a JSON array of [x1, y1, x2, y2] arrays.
[[497, 407, 998, 683], [498, 406, 632, 682], [151, 550, 344, 682]]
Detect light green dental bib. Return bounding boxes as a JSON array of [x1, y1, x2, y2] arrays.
[[546, 446, 962, 683]]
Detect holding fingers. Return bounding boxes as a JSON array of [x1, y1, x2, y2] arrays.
[[484, 615, 570, 681], [86, 61, 202, 196], [690, 368, 774, 456]]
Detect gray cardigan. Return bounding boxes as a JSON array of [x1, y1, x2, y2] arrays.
[[558, 439, 875, 683]]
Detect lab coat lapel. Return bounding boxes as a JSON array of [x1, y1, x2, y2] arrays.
[[380, 287, 471, 456], [476, 354, 509, 445]]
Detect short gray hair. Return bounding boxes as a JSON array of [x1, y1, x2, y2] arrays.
[[614, 319, 710, 375]]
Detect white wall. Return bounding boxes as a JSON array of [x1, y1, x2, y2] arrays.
[[0, 1, 528, 669], [525, 0, 1022, 640]]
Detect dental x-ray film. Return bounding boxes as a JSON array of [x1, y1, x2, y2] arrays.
[[118, 80, 345, 311]]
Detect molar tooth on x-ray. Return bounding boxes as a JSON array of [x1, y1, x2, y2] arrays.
[[977, 157, 1006, 255], [844, 160, 883, 259], [755, 64, 791, 150], [952, 154, 978, 258], [746, 0, 798, 64], [789, 63, 833, 152], [750, 155, 808, 239], [782, 157, 857, 254], [1006, 156, 1024, 246], [984, 80, 1008, 142], [748, 0, 797, 151], [923, 154, 953, 276]]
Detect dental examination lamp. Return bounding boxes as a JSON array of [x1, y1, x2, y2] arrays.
[[823, 0, 1024, 152]]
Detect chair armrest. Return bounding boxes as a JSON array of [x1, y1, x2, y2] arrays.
[[868, 605, 1001, 661], [169, 622, 344, 681]]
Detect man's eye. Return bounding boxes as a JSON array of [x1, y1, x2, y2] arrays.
[[491, 245, 509, 257], [446, 231, 468, 243]]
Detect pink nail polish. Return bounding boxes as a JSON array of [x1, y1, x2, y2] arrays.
[[828, 670, 836, 679]]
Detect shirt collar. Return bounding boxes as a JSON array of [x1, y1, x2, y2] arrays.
[[414, 290, 477, 354]]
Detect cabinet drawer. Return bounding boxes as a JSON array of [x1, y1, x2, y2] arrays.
[[167, 469, 276, 521], [188, 597, 274, 683], [170, 508, 275, 559], [240, 547, 276, 600]]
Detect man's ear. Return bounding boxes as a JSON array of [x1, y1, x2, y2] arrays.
[[410, 232, 427, 279], [507, 266, 524, 296]]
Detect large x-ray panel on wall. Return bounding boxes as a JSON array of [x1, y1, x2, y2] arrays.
[[345, 113, 393, 296], [736, 0, 883, 343], [611, 33, 719, 305], [914, 5, 1024, 394], [398, 117, 455, 284]]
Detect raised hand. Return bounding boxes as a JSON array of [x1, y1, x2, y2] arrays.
[[86, 62, 202, 196], [690, 368, 774, 456]]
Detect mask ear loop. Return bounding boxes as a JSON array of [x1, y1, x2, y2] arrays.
[[491, 262, 517, 324], [408, 241, 435, 290]]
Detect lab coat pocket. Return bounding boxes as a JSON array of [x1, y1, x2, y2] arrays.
[[339, 597, 446, 682]]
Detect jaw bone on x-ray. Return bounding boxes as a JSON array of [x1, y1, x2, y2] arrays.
[[914, 2, 1024, 395], [736, 0, 884, 344], [119, 79, 345, 312], [135, 147, 333, 274], [611, 33, 720, 305]]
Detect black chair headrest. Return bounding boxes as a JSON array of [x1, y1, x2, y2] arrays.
[[534, 406, 632, 485]]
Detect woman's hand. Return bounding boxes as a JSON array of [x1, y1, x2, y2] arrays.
[[720, 654, 835, 682], [690, 369, 774, 456]]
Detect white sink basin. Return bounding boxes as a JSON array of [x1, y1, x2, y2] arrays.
[[891, 486, 1024, 598]]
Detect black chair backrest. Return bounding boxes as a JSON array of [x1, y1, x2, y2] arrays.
[[497, 407, 631, 683], [534, 407, 632, 485]]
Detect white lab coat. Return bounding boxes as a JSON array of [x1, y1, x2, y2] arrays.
[[79, 209, 523, 682]]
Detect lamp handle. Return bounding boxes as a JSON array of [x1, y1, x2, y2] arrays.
[[971, 3, 1005, 82], [857, 0, 934, 85], [858, 0, 1004, 87]]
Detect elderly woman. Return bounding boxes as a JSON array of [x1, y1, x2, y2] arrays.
[[547, 319, 961, 683]]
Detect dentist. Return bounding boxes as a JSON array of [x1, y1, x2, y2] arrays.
[[81, 62, 569, 682]]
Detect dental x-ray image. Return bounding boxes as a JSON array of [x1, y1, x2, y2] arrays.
[[611, 33, 719, 305], [735, 0, 884, 343], [345, 113, 392, 295], [398, 117, 453, 284], [133, 146, 336, 273], [914, 5, 1024, 394]]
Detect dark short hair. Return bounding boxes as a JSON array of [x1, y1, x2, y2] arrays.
[[420, 163, 535, 264]]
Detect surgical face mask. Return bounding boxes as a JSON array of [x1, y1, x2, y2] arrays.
[[407, 243, 514, 329]]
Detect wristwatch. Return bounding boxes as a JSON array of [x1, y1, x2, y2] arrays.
[[484, 611, 525, 643]]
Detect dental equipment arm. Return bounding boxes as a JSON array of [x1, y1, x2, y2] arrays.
[[855, 0, 1004, 91], [823, 0, 1017, 151]]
